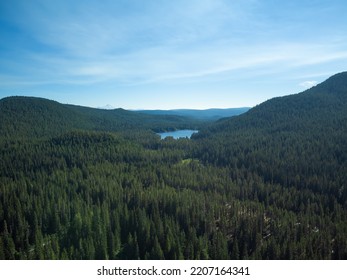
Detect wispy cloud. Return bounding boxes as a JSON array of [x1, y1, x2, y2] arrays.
[[1, 0, 347, 108], [3, 39, 347, 88]]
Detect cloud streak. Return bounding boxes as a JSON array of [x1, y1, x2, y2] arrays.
[[8, 39, 346, 87], [299, 81, 318, 89], [1, 0, 347, 108]]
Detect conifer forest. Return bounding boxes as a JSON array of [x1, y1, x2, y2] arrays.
[[1, 72, 347, 260]]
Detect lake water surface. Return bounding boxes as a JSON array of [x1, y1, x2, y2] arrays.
[[158, 130, 198, 139]]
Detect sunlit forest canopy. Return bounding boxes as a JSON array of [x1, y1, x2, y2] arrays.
[[0, 72, 347, 259]]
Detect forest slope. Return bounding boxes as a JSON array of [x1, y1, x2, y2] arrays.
[[1, 72, 347, 260], [194, 71, 347, 203], [197, 71, 347, 135], [0, 96, 200, 139]]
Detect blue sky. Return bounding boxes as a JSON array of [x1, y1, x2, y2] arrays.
[[1, 0, 347, 109]]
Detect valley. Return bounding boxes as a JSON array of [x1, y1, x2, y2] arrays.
[[0, 72, 347, 260]]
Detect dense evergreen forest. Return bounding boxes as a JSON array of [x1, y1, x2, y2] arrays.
[[1, 72, 347, 260], [0, 96, 201, 139]]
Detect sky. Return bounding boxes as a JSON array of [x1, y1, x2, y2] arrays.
[[1, 0, 347, 109]]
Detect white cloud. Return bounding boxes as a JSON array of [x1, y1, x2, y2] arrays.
[[299, 80, 318, 89], [2, 0, 347, 91]]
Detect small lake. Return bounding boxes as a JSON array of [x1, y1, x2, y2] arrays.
[[158, 130, 198, 140]]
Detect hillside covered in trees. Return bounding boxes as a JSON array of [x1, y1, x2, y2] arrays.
[[0, 96, 201, 139], [1, 72, 347, 260]]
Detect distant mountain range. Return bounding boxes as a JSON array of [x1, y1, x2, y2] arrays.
[[137, 108, 250, 121], [0, 96, 249, 139], [1, 71, 346, 142]]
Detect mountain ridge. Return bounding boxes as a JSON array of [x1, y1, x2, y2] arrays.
[[193, 71, 347, 203], [0, 96, 201, 139], [137, 107, 250, 121], [196, 71, 347, 136]]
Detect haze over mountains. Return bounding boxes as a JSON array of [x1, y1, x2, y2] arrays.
[[2, 72, 346, 139], [1, 71, 347, 260], [137, 108, 250, 121], [0, 97, 250, 139], [98, 106, 251, 120]]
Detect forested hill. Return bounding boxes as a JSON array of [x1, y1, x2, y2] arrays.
[[0, 73, 347, 259], [193, 71, 347, 202], [196, 71, 347, 136], [1, 72, 347, 260], [0, 96, 200, 139]]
